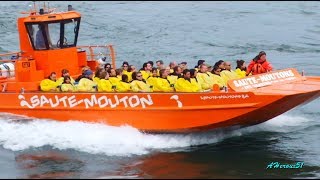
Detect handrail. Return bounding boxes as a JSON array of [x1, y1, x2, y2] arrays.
[[0, 59, 18, 63], [0, 51, 21, 57], [77, 44, 116, 69]]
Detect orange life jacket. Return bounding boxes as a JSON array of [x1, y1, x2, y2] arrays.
[[252, 63, 267, 75]]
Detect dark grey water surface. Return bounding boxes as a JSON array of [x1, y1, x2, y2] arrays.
[[0, 1, 319, 178]]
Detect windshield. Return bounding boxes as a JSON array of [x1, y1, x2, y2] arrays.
[[26, 18, 80, 50]]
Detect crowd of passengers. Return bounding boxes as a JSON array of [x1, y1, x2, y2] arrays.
[[40, 51, 273, 93]]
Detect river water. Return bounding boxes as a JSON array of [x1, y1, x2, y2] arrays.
[[0, 1, 319, 178]]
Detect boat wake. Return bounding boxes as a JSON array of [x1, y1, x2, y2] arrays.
[[0, 113, 315, 157]]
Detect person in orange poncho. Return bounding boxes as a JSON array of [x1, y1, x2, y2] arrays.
[[246, 51, 273, 76]]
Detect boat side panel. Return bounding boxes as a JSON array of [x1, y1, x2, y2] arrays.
[[0, 92, 281, 131]]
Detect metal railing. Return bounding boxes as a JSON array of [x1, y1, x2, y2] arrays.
[[77, 44, 116, 69]]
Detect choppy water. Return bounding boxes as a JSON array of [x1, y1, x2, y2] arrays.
[[0, 1, 319, 178]]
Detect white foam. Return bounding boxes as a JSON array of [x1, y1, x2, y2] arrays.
[[0, 113, 314, 156], [250, 114, 314, 133]]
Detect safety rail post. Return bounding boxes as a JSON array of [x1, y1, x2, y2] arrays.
[[108, 45, 116, 69], [89, 46, 95, 61]]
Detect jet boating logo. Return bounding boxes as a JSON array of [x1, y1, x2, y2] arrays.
[[266, 162, 304, 169]]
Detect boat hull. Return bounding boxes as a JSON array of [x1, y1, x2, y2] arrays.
[[0, 84, 319, 133]]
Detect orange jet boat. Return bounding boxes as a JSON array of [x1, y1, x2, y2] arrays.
[[0, 3, 319, 133]]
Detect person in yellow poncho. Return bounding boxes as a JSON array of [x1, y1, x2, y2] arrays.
[[175, 69, 200, 92], [107, 68, 120, 88], [167, 66, 182, 85], [194, 59, 206, 72], [139, 62, 153, 80], [40, 72, 60, 92], [60, 76, 77, 92], [77, 70, 97, 92], [189, 69, 202, 92], [75, 66, 90, 83], [196, 64, 213, 90], [93, 68, 106, 84], [121, 61, 131, 81], [130, 72, 151, 92], [235, 59, 247, 78], [146, 68, 159, 91], [154, 69, 174, 92], [125, 65, 136, 82], [116, 74, 131, 92], [97, 71, 114, 92], [168, 61, 177, 74], [121, 61, 129, 72], [220, 61, 239, 85], [156, 60, 165, 76], [56, 69, 75, 85], [211, 66, 226, 90]]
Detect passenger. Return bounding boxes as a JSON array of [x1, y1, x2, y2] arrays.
[[168, 61, 177, 74], [156, 60, 165, 76], [147, 60, 154, 68], [214, 60, 226, 71], [211, 66, 226, 90], [104, 63, 112, 71], [116, 68, 123, 79], [207, 65, 213, 74], [175, 64, 183, 75], [126, 65, 136, 82], [122, 61, 129, 71], [128, 65, 136, 73], [220, 61, 239, 84], [108, 68, 120, 87], [75, 66, 90, 82], [77, 70, 97, 92], [57, 69, 75, 85], [165, 66, 171, 74], [122, 61, 131, 80], [60, 75, 77, 92], [156, 60, 165, 70], [97, 71, 113, 92], [40, 72, 60, 92], [235, 59, 247, 78], [140, 62, 152, 80], [154, 69, 174, 92], [93, 68, 105, 84], [168, 66, 182, 85], [246, 51, 273, 75], [189, 69, 201, 92], [194, 59, 205, 72], [179, 62, 188, 71], [175, 69, 199, 92], [146, 68, 159, 91], [196, 64, 213, 90], [116, 74, 132, 92], [130, 71, 151, 92]]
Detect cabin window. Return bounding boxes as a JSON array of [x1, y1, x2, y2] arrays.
[[26, 24, 47, 50], [25, 18, 80, 50], [62, 18, 80, 48], [46, 22, 60, 49], [26, 22, 60, 50]]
